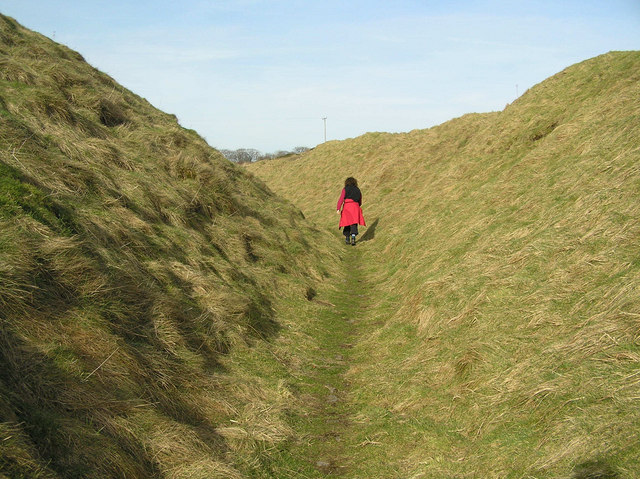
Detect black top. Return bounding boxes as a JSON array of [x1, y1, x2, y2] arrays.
[[344, 185, 362, 205]]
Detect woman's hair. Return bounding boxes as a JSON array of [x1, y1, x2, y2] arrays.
[[344, 177, 358, 187]]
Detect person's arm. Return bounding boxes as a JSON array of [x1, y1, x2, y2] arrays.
[[336, 188, 346, 212]]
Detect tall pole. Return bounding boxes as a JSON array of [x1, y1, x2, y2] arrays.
[[322, 117, 327, 143]]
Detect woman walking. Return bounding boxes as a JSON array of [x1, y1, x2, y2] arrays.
[[336, 177, 366, 246]]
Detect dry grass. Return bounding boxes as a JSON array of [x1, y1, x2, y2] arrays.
[[249, 51, 640, 477], [0, 13, 340, 478], [2, 11, 638, 477]]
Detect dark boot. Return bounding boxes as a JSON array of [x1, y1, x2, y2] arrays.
[[351, 234, 356, 246]]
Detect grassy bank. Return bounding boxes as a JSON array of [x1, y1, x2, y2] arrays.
[[248, 51, 640, 478], [0, 14, 341, 478], [2, 12, 639, 477]]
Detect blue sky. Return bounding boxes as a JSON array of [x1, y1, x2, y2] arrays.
[[1, 1, 639, 152]]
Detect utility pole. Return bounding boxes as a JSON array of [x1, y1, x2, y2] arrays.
[[322, 117, 327, 143]]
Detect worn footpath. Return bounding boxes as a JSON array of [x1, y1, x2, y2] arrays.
[[270, 244, 371, 478]]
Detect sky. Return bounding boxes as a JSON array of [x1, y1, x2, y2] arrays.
[[1, 1, 639, 153]]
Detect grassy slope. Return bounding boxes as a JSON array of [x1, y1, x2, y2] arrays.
[[0, 14, 342, 478], [248, 51, 640, 478]]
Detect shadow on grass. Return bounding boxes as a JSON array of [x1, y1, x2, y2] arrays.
[[0, 324, 162, 478], [0, 320, 231, 478], [572, 459, 619, 479], [359, 218, 379, 242]]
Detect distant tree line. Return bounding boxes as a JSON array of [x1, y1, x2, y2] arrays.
[[220, 146, 310, 164]]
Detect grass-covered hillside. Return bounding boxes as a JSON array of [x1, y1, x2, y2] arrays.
[[0, 14, 340, 478], [248, 51, 640, 478]]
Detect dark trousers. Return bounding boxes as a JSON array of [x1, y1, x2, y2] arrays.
[[343, 224, 358, 236]]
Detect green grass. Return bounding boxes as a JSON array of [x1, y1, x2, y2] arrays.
[[272, 248, 365, 477], [229, 245, 417, 478], [2, 12, 639, 478], [249, 50, 640, 478], [0, 13, 341, 478]]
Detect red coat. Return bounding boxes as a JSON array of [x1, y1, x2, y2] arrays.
[[337, 190, 365, 228]]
